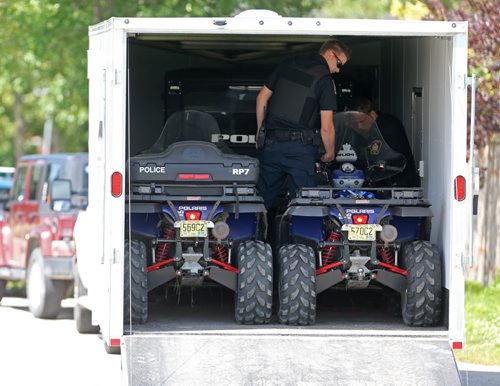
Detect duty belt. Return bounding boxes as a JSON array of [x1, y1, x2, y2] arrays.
[[267, 129, 314, 144]]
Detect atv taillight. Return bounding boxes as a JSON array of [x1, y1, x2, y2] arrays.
[[177, 173, 211, 181], [184, 211, 202, 220], [352, 214, 369, 224]]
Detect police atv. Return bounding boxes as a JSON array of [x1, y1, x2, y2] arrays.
[[276, 111, 442, 326], [126, 110, 273, 325]]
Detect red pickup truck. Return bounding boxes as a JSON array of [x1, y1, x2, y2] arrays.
[[0, 153, 88, 318]]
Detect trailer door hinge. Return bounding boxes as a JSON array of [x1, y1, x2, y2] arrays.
[[113, 248, 120, 264], [114, 69, 122, 85]]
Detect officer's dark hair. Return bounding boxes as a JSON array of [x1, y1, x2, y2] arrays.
[[319, 39, 352, 59], [346, 97, 375, 115]]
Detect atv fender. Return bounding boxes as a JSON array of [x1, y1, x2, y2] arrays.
[[284, 205, 329, 217], [224, 202, 266, 214], [127, 202, 164, 214], [390, 206, 434, 217]]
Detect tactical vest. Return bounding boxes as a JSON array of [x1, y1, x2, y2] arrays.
[[267, 57, 330, 130]]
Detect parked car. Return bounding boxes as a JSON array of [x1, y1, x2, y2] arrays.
[[0, 153, 88, 318], [0, 166, 15, 206]]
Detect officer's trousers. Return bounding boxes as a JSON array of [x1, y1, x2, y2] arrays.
[[257, 139, 316, 209]]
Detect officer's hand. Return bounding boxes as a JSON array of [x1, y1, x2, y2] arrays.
[[321, 152, 335, 163]]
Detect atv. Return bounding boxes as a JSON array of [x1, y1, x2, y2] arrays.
[[276, 111, 442, 326], [125, 110, 273, 324]]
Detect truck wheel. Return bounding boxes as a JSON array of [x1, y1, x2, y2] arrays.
[[104, 341, 121, 355], [124, 239, 148, 324], [401, 240, 442, 326], [74, 267, 100, 334], [278, 244, 316, 325], [0, 279, 6, 302], [235, 240, 273, 324], [27, 248, 67, 319]]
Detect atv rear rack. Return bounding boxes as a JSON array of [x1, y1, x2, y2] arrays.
[[293, 187, 429, 207], [127, 182, 262, 204]]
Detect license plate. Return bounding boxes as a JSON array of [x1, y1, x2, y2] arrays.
[[347, 224, 378, 241], [179, 221, 208, 238]]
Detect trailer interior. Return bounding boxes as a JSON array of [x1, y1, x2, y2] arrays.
[[125, 31, 459, 333]]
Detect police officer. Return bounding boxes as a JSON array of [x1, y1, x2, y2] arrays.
[[346, 97, 420, 187], [256, 38, 351, 209]]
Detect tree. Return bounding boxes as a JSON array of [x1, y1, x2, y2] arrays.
[[424, 0, 499, 146]]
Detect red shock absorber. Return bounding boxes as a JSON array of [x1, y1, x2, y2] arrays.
[[322, 231, 341, 266], [377, 246, 395, 265], [156, 228, 175, 261], [212, 243, 228, 264]]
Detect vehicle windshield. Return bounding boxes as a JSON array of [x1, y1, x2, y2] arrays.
[[333, 111, 406, 183]]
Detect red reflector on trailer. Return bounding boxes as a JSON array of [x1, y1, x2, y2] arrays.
[[110, 338, 121, 347], [352, 214, 369, 224], [184, 211, 201, 220], [454, 175, 466, 201], [452, 341, 463, 350], [111, 172, 122, 197], [177, 173, 211, 181]]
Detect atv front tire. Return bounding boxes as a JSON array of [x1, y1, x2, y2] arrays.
[[235, 240, 273, 324], [124, 239, 148, 324], [401, 240, 442, 326], [278, 244, 316, 325]]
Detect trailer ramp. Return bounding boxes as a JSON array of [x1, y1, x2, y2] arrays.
[[122, 329, 460, 385]]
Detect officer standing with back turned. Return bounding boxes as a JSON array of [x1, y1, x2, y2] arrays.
[[256, 38, 351, 209]]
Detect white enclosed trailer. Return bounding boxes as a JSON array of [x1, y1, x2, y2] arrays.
[[75, 10, 475, 384]]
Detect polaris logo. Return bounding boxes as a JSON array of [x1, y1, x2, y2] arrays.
[[178, 206, 207, 211], [346, 209, 375, 214], [211, 134, 256, 144], [139, 166, 165, 174], [233, 168, 250, 175]]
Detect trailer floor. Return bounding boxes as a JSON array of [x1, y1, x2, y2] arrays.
[[123, 288, 460, 385]]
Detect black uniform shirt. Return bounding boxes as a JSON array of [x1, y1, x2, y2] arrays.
[[265, 53, 337, 131]]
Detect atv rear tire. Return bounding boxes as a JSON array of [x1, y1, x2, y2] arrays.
[[401, 240, 442, 326], [124, 239, 148, 324], [235, 240, 273, 324], [278, 244, 316, 325]]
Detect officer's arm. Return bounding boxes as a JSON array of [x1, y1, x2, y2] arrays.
[[256, 85, 273, 132], [320, 110, 335, 163]]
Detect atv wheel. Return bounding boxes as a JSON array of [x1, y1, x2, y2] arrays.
[[27, 248, 68, 319], [235, 240, 273, 324], [401, 240, 442, 326], [124, 239, 148, 324], [278, 244, 316, 325]]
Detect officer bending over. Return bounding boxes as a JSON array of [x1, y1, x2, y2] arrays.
[[255, 38, 351, 209], [346, 97, 420, 187]]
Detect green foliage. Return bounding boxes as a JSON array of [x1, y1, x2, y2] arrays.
[[425, 0, 499, 145], [319, 0, 392, 19], [455, 276, 500, 365], [390, 0, 429, 20]]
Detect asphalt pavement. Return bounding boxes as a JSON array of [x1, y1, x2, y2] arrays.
[[0, 296, 121, 386]]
